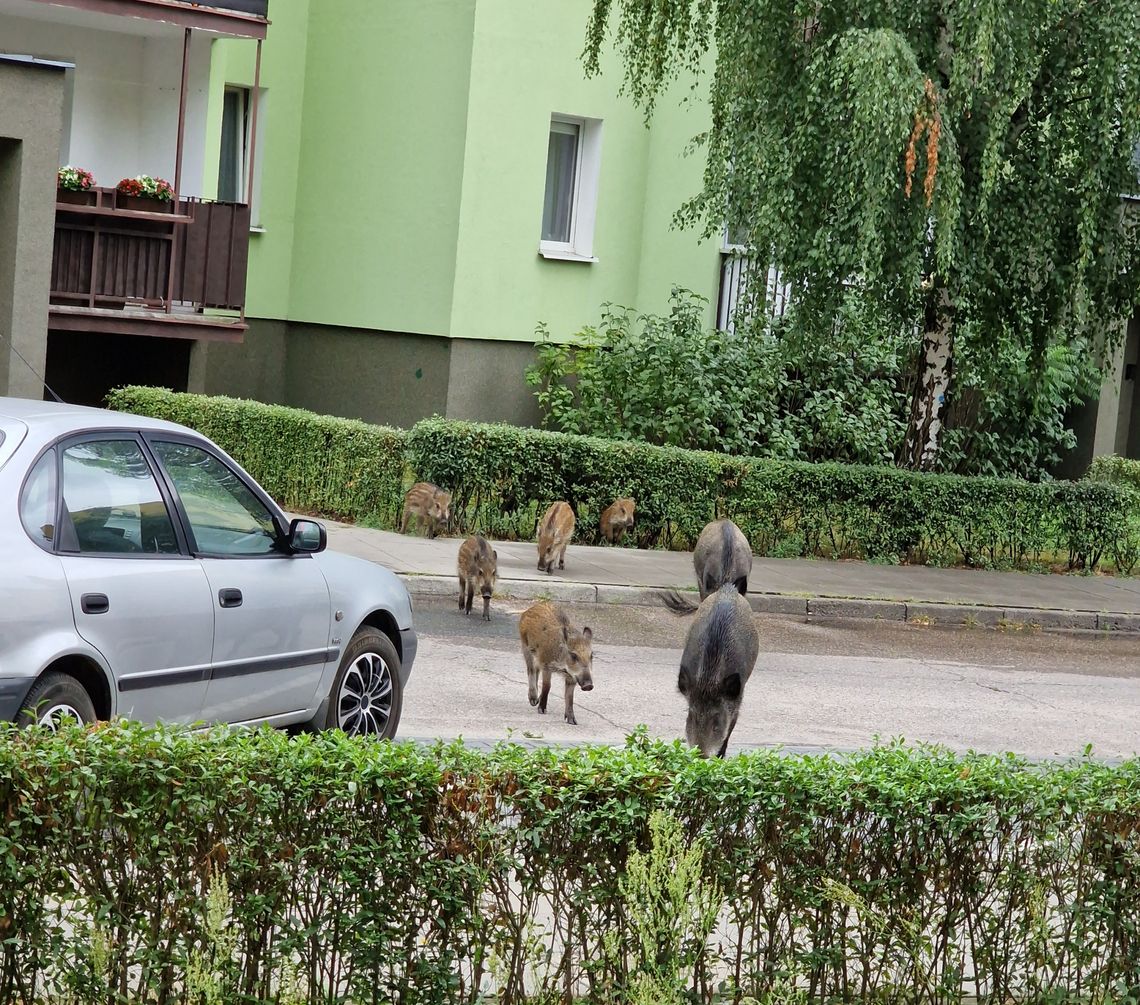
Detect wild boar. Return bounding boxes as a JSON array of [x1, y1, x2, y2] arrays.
[[536, 501, 575, 573], [659, 518, 753, 614], [400, 482, 452, 538], [693, 519, 752, 599], [600, 497, 636, 544], [457, 535, 498, 621], [518, 601, 594, 725], [674, 585, 759, 757]]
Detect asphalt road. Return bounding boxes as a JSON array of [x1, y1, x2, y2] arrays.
[[400, 596, 1140, 760]]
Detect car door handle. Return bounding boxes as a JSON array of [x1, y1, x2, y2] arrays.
[[218, 588, 243, 609], [80, 593, 109, 615]]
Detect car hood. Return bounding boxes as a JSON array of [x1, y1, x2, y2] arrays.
[[315, 548, 414, 631]]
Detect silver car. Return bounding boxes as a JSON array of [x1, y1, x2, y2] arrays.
[[0, 396, 415, 736]]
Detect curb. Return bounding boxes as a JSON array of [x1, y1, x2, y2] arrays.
[[399, 574, 1140, 633]]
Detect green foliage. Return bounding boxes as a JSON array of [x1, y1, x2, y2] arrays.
[[408, 416, 1140, 571], [3, 723, 1140, 1004], [1085, 456, 1140, 574], [617, 810, 721, 1005], [105, 386, 407, 526], [527, 289, 913, 466], [935, 328, 1104, 478], [584, 0, 1140, 464], [1088, 455, 1140, 494], [527, 289, 1095, 478], [110, 387, 1139, 571]]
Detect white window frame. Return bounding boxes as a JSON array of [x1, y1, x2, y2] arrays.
[[721, 223, 749, 254], [539, 113, 602, 263]]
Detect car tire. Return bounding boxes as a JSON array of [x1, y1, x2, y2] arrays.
[[17, 672, 97, 729], [324, 628, 403, 739]]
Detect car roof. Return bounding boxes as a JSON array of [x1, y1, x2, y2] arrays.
[[0, 396, 191, 437]]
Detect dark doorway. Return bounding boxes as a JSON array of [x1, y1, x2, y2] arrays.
[[44, 331, 191, 407]]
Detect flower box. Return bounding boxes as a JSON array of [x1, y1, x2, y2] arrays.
[[117, 194, 174, 214], [115, 175, 175, 213], [57, 189, 97, 206], [57, 166, 96, 205]]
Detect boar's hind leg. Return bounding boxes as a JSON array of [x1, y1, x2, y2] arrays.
[[716, 712, 741, 759], [523, 646, 539, 706], [458, 575, 467, 612], [538, 665, 552, 714], [563, 675, 577, 725]]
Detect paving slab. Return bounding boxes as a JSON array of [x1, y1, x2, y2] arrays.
[[320, 521, 1140, 627]]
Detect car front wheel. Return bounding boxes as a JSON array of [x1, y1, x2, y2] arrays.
[[17, 672, 97, 730], [325, 628, 403, 739]]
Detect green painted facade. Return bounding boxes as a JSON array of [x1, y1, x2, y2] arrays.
[[200, 0, 721, 423]]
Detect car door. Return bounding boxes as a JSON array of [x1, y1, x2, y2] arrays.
[[147, 437, 333, 724], [54, 434, 214, 723]]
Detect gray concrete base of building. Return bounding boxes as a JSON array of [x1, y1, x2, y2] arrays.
[[194, 318, 542, 429]]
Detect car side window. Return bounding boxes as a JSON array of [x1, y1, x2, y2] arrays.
[[151, 441, 279, 556], [60, 440, 180, 556], [20, 449, 57, 550]]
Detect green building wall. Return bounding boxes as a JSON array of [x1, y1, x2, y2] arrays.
[[195, 0, 720, 427]]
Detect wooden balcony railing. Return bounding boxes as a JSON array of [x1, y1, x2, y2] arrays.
[[50, 187, 250, 324]]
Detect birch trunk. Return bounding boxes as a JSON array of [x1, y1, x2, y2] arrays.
[[903, 285, 954, 469]]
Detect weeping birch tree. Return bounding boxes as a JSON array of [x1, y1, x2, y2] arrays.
[[584, 0, 1140, 469]]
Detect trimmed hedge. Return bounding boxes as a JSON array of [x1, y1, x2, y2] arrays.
[[1089, 454, 1140, 493], [105, 386, 407, 526], [2, 724, 1139, 1005], [107, 386, 1140, 571]]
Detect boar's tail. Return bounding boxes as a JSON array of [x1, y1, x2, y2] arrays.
[[659, 590, 700, 616]]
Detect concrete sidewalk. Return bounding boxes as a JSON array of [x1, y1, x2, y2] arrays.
[[322, 521, 1140, 631]]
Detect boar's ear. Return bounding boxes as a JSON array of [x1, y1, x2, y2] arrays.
[[677, 667, 691, 695], [721, 672, 742, 700], [581, 626, 592, 641]]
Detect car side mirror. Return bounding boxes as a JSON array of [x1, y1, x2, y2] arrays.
[[288, 518, 326, 554]]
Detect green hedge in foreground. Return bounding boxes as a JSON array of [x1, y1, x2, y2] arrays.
[[107, 386, 1140, 571], [1, 724, 1138, 1005]]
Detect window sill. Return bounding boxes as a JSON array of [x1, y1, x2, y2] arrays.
[[250, 226, 266, 234], [538, 247, 597, 263]]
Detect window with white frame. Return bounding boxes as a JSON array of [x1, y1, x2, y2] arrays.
[[539, 114, 602, 261], [717, 224, 792, 332]]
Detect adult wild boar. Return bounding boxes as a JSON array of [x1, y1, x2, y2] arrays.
[[673, 585, 759, 757]]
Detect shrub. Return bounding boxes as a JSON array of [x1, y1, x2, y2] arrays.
[[1088, 454, 1140, 493], [407, 417, 1139, 569], [105, 386, 407, 526], [1085, 456, 1140, 574], [1, 723, 1139, 1005], [526, 288, 913, 467], [526, 289, 1096, 479], [110, 387, 1139, 571]]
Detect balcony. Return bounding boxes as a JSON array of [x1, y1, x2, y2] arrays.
[[22, 0, 269, 38], [49, 187, 250, 342]]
